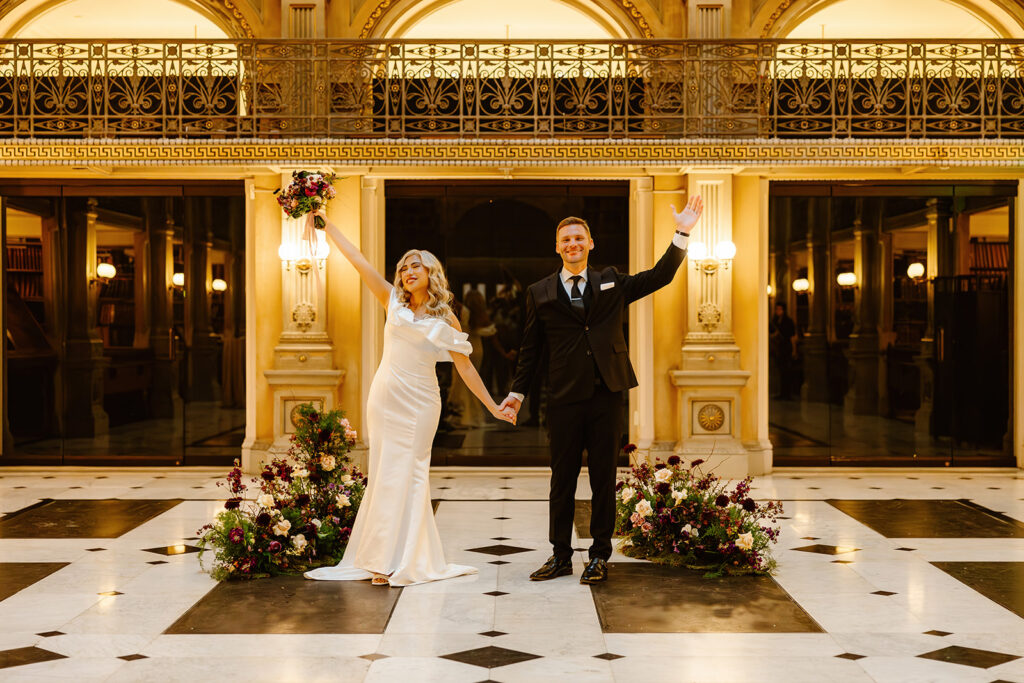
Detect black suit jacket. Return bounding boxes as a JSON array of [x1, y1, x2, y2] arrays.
[[511, 243, 686, 406]]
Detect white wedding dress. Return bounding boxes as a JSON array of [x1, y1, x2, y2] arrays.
[[304, 289, 478, 586]]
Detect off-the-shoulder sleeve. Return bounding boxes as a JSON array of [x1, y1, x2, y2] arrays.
[[391, 303, 473, 361]]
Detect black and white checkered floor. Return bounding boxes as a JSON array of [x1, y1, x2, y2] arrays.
[[1, 469, 1023, 682]]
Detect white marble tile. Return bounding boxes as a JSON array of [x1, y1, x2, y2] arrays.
[[144, 634, 382, 658], [497, 655, 614, 682], [603, 633, 843, 659], [104, 656, 371, 683], [363, 656, 482, 683], [608, 655, 874, 683], [0, 656, 127, 682], [384, 593, 496, 634], [855, 656, 995, 683]]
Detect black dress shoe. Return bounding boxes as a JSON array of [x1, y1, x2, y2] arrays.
[[579, 558, 608, 584], [529, 555, 573, 581]]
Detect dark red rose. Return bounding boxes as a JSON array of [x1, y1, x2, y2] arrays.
[[229, 527, 244, 544], [623, 443, 637, 455], [742, 498, 757, 512], [715, 494, 729, 507], [224, 497, 241, 510], [307, 411, 320, 423], [654, 463, 667, 470], [318, 426, 332, 441], [615, 480, 625, 491], [690, 458, 705, 468], [655, 482, 671, 495], [308, 470, 322, 484], [296, 494, 311, 507], [255, 512, 272, 526], [261, 470, 275, 482], [268, 540, 282, 553], [667, 455, 681, 466]]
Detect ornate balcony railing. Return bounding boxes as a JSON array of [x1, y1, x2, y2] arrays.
[[1, 39, 1023, 139]]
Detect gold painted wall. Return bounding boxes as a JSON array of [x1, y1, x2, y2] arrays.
[[732, 174, 764, 445], [251, 174, 284, 444]]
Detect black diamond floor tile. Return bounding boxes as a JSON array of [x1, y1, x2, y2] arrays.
[[360, 653, 388, 661], [98, 591, 124, 596], [0, 646, 67, 670], [34, 631, 64, 638], [466, 544, 532, 557], [479, 631, 507, 638], [871, 591, 897, 596], [483, 591, 509, 597], [791, 544, 860, 555], [147, 561, 168, 566], [118, 654, 148, 661], [441, 645, 542, 669], [836, 653, 866, 660], [917, 645, 1020, 669], [493, 517, 510, 520], [489, 560, 510, 566], [142, 544, 200, 556], [594, 652, 624, 660], [491, 537, 509, 541], [923, 630, 952, 637]]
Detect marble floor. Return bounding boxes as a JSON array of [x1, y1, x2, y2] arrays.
[[1, 468, 1024, 682]]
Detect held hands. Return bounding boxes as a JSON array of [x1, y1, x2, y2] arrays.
[[498, 395, 522, 419], [490, 403, 518, 425], [670, 194, 704, 234]]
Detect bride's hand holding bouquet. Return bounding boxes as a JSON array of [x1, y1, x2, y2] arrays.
[[276, 170, 337, 229]]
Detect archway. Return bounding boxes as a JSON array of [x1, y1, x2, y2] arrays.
[[0, 0, 240, 39]]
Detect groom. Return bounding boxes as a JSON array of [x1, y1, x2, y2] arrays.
[[500, 195, 703, 584]]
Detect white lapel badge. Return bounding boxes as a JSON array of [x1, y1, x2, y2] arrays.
[[600, 281, 615, 291]]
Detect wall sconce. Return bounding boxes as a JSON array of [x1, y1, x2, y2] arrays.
[[171, 272, 185, 289], [688, 239, 736, 273], [279, 232, 330, 272], [766, 284, 774, 296], [92, 261, 117, 285], [836, 271, 857, 288], [792, 278, 810, 293], [212, 278, 228, 292], [907, 262, 926, 280]]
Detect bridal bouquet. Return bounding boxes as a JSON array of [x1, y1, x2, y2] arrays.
[[274, 170, 337, 229], [615, 449, 783, 576], [197, 404, 366, 580]]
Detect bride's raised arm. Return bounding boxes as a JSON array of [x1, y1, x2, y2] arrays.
[[309, 210, 392, 308]]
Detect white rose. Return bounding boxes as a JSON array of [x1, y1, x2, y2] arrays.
[[336, 494, 351, 507], [321, 455, 336, 472], [293, 468, 309, 479], [620, 486, 635, 503], [256, 494, 275, 509], [635, 499, 654, 518], [272, 519, 291, 537], [311, 518, 322, 529], [671, 488, 686, 504], [340, 474, 353, 485], [681, 524, 694, 536], [292, 533, 307, 550], [654, 468, 673, 484], [736, 532, 754, 551]]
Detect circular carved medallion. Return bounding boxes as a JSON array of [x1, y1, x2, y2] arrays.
[[697, 404, 725, 432]]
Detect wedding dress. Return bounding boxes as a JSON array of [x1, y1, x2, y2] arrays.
[[304, 289, 478, 586]]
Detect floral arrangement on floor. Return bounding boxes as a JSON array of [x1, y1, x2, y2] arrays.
[[197, 404, 365, 580], [615, 447, 783, 576], [274, 170, 337, 228]]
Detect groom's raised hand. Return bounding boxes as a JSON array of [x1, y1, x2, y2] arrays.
[[670, 194, 703, 234]]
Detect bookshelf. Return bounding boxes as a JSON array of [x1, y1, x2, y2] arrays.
[[6, 239, 46, 326], [97, 248, 135, 347]]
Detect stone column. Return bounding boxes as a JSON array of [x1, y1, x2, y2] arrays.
[[63, 198, 110, 438], [262, 172, 345, 460], [877, 230, 895, 417], [800, 198, 830, 403], [221, 196, 246, 409], [670, 173, 751, 479], [629, 177, 656, 454], [914, 199, 953, 443], [844, 203, 881, 416], [185, 197, 219, 402], [144, 198, 182, 420]]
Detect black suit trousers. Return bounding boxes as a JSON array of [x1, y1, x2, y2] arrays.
[[546, 385, 623, 561]]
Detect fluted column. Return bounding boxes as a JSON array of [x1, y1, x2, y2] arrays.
[[844, 204, 882, 416], [915, 199, 953, 442], [801, 198, 830, 403], [144, 198, 181, 419], [64, 198, 109, 438]]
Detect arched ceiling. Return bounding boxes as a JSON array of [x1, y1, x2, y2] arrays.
[[786, 0, 1001, 38], [1, 0, 241, 38], [389, 0, 622, 39]]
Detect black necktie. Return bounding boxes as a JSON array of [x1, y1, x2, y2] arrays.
[[569, 275, 585, 313]]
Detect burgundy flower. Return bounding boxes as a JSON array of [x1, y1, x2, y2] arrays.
[[654, 463, 666, 470], [667, 455, 681, 466], [690, 458, 705, 468], [229, 527, 244, 544], [260, 470, 275, 482], [268, 540, 282, 553], [224, 497, 241, 510], [655, 482, 671, 495], [296, 494, 311, 507], [615, 480, 625, 491], [742, 498, 757, 512], [308, 470, 322, 484], [623, 443, 637, 455], [307, 411, 320, 423], [715, 494, 729, 507], [255, 512, 272, 526]]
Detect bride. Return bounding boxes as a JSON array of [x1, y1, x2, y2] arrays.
[[303, 210, 516, 586]]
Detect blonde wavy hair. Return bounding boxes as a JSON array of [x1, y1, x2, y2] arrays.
[[392, 249, 454, 320]]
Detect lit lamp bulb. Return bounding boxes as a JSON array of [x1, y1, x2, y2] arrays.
[[836, 271, 857, 287], [171, 272, 185, 288], [211, 278, 227, 292], [713, 240, 736, 261], [792, 278, 810, 293], [278, 243, 298, 262], [688, 241, 708, 261], [907, 262, 925, 280], [96, 262, 117, 280], [766, 284, 774, 296]]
